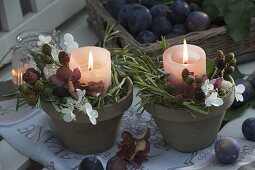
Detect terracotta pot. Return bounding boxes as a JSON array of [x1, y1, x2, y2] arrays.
[[41, 77, 133, 154], [145, 89, 235, 152]]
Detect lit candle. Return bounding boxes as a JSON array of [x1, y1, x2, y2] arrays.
[[69, 46, 111, 90], [163, 39, 206, 85], [12, 63, 29, 85]]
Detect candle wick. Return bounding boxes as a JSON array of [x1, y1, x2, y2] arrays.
[[89, 68, 92, 71]]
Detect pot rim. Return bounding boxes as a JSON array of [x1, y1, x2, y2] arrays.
[[41, 76, 133, 124]]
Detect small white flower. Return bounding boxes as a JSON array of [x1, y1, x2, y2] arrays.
[[84, 103, 98, 125], [201, 79, 214, 96], [76, 89, 86, 103], [234, 84, 245, 102], [51, 48, 59, 62], [43, 64, 57, 79], [63, 33, 78, 53], [61, 108, 76, 122], [205, 92, 224, 107], [37, 35, 52, 46]]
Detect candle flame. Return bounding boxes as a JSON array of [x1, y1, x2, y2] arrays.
[[88, 51, 93, 71], [183, 39, 188, 64]]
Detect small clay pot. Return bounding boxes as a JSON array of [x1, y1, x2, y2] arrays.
[[146, 88, 235, 152], [41, 77, 133, 154]]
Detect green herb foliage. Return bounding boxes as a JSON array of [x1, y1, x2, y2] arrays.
[[202, 0, 255, 42]]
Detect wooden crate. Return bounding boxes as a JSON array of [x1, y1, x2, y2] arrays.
[[86, 0, 255, 59]]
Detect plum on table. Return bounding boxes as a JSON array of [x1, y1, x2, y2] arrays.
[[214, 137, 240, 164], [242, 117, 255, 142]]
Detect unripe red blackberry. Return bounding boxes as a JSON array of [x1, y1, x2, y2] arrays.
[[58, 51, 70, 66], [52, 86, 68, 98], [22, 68, 40, 85], [42, 87, 52, 98], [56, 66, 72, 82], [182, 68, 190, 81], [70, 68, 81, 82], [42, 44, 52, 56], [194, 76, 203, 89]]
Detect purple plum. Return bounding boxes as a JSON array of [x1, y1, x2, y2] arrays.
[[171, 0, 191, 24], [242, 117, 255, 141], [215, 137, 240, 164], [151, 16, 172, 37], [186, 11, 210, 31], [136, 30, 158, 44], [150, 4, 171, 19], [127, 4, 152, 35], [106, 0, 127, 19]]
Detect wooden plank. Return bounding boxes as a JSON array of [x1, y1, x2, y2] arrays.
[[30, 0, 53, 12], [0, 0, 86, 64], [0, 0, 23, 31]]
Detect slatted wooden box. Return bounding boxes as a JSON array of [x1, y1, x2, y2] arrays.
[[86, 0, 255, 59]]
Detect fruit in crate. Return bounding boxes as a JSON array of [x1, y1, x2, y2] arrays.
[[242, 118, 255, 141], [214, 137, 240, 164], [105, 0, 212, 44]]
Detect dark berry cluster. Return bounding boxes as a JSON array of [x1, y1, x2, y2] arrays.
[[214, 50, 236, 80], [182, 68, 205, 101], [22, 68, 40, 85]]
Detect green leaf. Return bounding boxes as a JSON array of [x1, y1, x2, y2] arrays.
[[224, 97, 255, 121], [29, 50, 45, 74], [202, 0, 228, 20], [224, 0, 255, 42], [206, 58, 215, 78]]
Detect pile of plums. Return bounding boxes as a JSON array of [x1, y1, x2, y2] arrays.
[[106, 0, 210, 44]]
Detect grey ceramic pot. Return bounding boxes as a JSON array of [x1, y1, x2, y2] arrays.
[[41, 77, 133, 154], [146, 88, 235, 153]]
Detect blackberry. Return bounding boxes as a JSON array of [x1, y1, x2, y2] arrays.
[[56, 66, 72, 82], [195, 89, 205, 101], [182, 68, 190, 80], [24, 93, 37, 106], [225, 66, 235, 75], [218, 88, 226, 96], [216, 50, 224, 59], [70, 68, 81, 82], [58, 51, 70, 66], [216, 58, 226, 70], [225, 53, 234, 62], [42, 44, 52, 56], [42, 55, 53, 64], [185, 75, 195, 84], [34, 80, 44, 92], [23, 68, 40, 85], [194, 76, 203, 89], [228, 58, 237, 66], [52, 86, 68, 98]]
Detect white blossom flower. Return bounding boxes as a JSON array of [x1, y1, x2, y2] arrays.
[[234, 84, 245, 102], [61, 108, 76, 122], [51, 48, 59, 62], [201, 79, 214, 96], [84, 103, 98, 125], [63, 33, 78, 53], [205, 92, 224, 107], [76, 89, 86, 103], [37, 35, 52, 46], [43, 64, 57, 79]]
